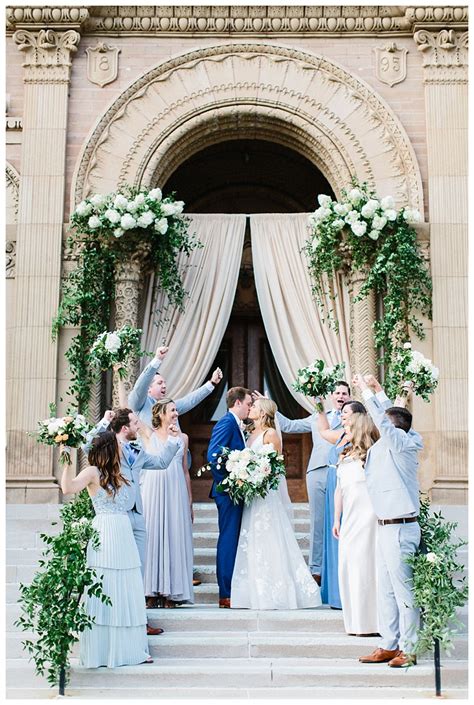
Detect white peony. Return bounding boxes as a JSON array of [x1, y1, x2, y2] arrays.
[[154, 217, 168, 234], [403, 208, 422, 224], [368, 229, 380, 240], [228, 450, 242, 462], [90, 194, 106, 207], [345, 209, 360, 224], [113, 194, 128, 210], [334, 202, 350, 216], [384, 208, 398, 222], [47, 419, 62, 435], [403, 342, 412, 349], [148, 187, 162, 201], [426, 552, 438, 563], [361, 199, 379, 218], [88, 215, 101, 229], [332, 218, 345, 230], [120, 213, 137, 230], [75, 200, 92, 216], [104, 332, 121, 353], [137, 211, 155, 228], [372, 214, 387, 231], [161, 202, 177, 217], [104, 209, 121, 224], [113, 228, 125, 238], [381, 195, 395, 210], [351, 221, 367, 237], [348, 188, 363, 204], [317, 194, 332, 207]]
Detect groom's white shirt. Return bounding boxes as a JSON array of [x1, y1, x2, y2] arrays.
[[229, 410, 246, 444]]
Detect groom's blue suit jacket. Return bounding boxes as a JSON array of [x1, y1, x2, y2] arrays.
[[207, 412, 246, 498]]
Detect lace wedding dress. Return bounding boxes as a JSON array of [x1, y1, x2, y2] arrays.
[[231, 432, 321, 609]]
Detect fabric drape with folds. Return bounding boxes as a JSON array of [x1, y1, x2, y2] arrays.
[[140, 214, 246, 399], [250, 213, 351, 412]]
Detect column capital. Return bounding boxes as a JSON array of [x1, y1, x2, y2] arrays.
[[13, 28, 81, 83], [414, 28, 468, 83]]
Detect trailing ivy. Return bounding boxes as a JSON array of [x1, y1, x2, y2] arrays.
[[305, 180, 432, 396]]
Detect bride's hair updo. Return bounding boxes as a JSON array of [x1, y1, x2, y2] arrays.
[[151, 397, 175, 429]]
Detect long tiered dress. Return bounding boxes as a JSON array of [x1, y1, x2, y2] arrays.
[[141, 434, 194, 603], [231, 433, 321, 610], [80, 484, 150, 668]]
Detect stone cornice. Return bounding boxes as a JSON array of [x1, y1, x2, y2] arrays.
[[5, 6, 468, 36]]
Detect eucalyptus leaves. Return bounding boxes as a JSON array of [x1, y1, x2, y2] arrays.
[[305, 181, 432, 394]]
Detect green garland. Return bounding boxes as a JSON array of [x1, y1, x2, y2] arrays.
[[52, 186, 201, 410], [304, 180, 432, 397]]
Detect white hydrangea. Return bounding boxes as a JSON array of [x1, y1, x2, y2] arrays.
[[384, 209, 398, 222], [161, 202, 177, 217], [351, 221, 367, 237], [75, 200, 92, 216], [317, 194, 333, 207], [332, 218, 345, 230], [148, 188, 162, 201], [136, 211, 155, 228], [88, 215, 101, 229], [113, 228, 125, 238], [372, 214, 387, 231], [134, 193, 146, 205], [348, 188, 363, 204], [426, 552, 438, 563], [113, 194, 128, 210], [104, 209, 121, 224], [403, 208, 422, 224], [381, 195, 395, 210], [90, 194, 106, 207], [345, 209, 360, 224], [173, 200, 185, 214], [404, 342, 412, 349], [154, 217, 168, 234], [104, 332, 121, 353], [361, 199, 379, 218], [126, 200, 139, 213], [334, 202, 350, 216], [368, 229, 380, 240], [121, 213, 137, 230]]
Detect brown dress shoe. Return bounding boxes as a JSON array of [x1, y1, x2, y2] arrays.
[[312, 574, 321, 586], [219, 597, 231, 608], [146, 624, 164, 635], [388, 652, 417, 668], [359, 648, 400, 663], [193, 578, 202, 586]]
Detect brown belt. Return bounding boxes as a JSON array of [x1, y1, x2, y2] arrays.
[[378, 517, 418, 526]]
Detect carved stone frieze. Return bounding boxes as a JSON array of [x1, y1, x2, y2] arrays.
[[374, 42, 408, 87], [6, 116, 22, 131], [6, 240, 16, 278], [13, 28, 81, 83], [6, 164, 20, 221], [6, 6, 89, 31], [86, 42, 120, 87], [112, 260, 142, 404], [414, 29, 468, 83], [348, 268, 377, 380]]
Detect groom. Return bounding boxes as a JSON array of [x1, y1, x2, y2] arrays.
[[207, 387, 253, 608]]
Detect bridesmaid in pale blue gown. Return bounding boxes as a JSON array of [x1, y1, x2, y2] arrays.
[[61, 432, 152, 667], [316, 401, 367, 609]]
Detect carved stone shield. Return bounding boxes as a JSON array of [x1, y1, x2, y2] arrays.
[[86, 43, 120, 87], [374, 43, 408, 87]]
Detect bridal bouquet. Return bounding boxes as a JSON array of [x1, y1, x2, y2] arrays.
[[33, 406, 91, 465], [390, 343, 439, 402], [292, 360, 346, 412], [89, 325, 150, 379], [215, 445, 286, 506]]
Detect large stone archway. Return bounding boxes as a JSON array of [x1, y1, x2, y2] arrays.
[[73, 43, 424, 212]]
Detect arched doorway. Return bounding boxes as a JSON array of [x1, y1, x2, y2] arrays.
[[164, 139, 334, 501]]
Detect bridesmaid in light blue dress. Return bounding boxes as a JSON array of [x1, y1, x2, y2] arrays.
[[61, 432, 152, 668]]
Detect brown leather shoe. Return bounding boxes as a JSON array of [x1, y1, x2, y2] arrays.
[[193, 578, 202, 586], [388, 652, 417, 668], [147, 624, 164, 635], [312, 574, 321, 586], [359, 648, 400, 663], [219, 597, 231, 608]]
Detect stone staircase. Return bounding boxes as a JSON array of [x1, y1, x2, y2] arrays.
[[6, 503, 468, 699]]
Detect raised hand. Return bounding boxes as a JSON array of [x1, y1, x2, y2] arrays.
[[156, 345, 169, 361], [210, 367, 223, 385], [103, 409, 115, 423], [252, 390, 267, 400], [363, 374, 382, 393], [168, 423, 179, 437], [352, 374, 367, 390]]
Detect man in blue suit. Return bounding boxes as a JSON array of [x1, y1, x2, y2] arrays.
[[353, 374, 422, 668], [207, 387, 253, 608]]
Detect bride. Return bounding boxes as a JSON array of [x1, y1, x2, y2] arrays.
[[231, 398, 321, 609]]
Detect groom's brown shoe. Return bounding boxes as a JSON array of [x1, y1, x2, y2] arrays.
[[359, 648, 400, 663], [219, 598, 231, 608], [312, 574, 321, 586]]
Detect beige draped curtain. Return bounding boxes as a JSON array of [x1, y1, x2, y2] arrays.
[[140, 214, 246, 399], [250, 213, 351, 412]]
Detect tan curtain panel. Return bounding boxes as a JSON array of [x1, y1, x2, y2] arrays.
[[250, 213, 352, 412], [140, 214, 246, 399]]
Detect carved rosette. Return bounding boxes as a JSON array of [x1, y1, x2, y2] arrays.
[[348, 268, 377, 384], [414, 29, 469, 83], [112, 258, 143, 405], [13, 28, 81, 83], [6, 241, 16, 278]]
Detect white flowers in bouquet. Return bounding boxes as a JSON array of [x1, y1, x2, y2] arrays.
[[215, 445, 286, 506], [89, 324, 150, 379], [33, 407, 91, 465], [391, 342, 439, 402], [292, 359, 346, 411]]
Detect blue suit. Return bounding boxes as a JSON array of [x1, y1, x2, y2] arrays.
[[207, 412, 246, 599]]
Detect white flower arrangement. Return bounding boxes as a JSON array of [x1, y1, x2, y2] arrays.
[[33, 406, 91, 465], [215, 445, 286, 506], [89, 324, 150, 379], [390, 342, 439, 402], [292, 359, 346, 411]]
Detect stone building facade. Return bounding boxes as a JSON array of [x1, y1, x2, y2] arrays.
[[5, 5, 468, 504]]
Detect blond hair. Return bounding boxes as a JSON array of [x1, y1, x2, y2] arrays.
[[247, 397, 277, 434], [151, 397, 175, 429], [341, 413, 380, 465]]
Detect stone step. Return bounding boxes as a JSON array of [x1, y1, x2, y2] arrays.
[[192, 531, 310, 549], [5, 657, 468, 690]]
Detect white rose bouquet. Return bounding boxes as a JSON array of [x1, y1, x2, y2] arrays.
[[292, 360, 346, 412], [390, 343, 439, 402], [89, 324, 150, 379], [215, 445, 286, 506], [33, 405, 91, 465]]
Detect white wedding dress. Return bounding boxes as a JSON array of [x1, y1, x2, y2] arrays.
[[231, 432, 321, 609]]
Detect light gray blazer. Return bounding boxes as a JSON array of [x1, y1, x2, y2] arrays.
[[276, 409, 342, 473], [363, 392, 422, 520], [128, 358, 214, 427]]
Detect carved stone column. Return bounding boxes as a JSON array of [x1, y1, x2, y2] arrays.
[[348, 268, 377, 384], [112, 259, 143, 407], [413, 28, 468, 503], [7, 26, 83, 502]]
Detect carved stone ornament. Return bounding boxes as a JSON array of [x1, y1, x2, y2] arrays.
[[13, 28, 81, 83], [414, 29, 469, 83], [6, 240, 16, 278], [86, 43, 121, 87], [375, 43, 408, 86]]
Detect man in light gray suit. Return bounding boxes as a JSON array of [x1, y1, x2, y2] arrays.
[[354, 374, 422, 668], [260, 381, 350, 585], [128, 344, 223, 428]]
